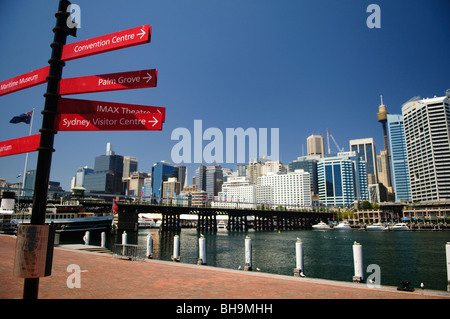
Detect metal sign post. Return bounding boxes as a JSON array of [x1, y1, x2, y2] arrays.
[[22, 0, 73, 299]]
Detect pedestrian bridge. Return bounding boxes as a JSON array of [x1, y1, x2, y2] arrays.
[[111, 202, 333, 232]]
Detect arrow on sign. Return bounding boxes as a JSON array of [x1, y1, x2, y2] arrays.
[[143, 73, 152, 83], [137, 28, 146, 39], [149, 116, 159, 127], [59, 69, 157, 95]]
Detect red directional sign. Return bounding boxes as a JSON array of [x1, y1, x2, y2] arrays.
[[0, 66, 49, 97], [57, 98, 166, 122], [61, 25, 151, 61], [0, 134, 41, 157], [58, 69, 157, 95], [55, 113, 163, 131]]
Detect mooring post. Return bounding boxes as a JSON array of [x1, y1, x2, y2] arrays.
[[100, 232, 106, 248], [146, 234, 153, 259], [244, 236, 252, 271], [83, 231, 90, 245], [352, 241, 364, 283], [198, 235, 206, 265], [172, 234, 180, 262], [294, 237, 304, 277], [446, 242, 450, 292], [121, 231, 127, 256]]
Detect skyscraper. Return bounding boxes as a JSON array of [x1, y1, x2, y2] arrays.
[[386, 114, 411, 202], [123, 156, 138, 181], [317, 153, 367, 206], [307, 134, 325, 158], [349, 138, 378, 184], [151, 161, 179, 199], [206, 165, 223, 198], [84, 150, 124, 195], [402, 95, 450, 201]]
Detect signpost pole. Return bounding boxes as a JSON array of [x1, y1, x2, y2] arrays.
[[22, 0, 72, 299]]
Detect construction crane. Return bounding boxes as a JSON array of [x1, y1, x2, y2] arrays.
[[326, 128, 344, 154]]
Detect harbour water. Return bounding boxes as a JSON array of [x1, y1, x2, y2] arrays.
[[64, 228, 450, 292]]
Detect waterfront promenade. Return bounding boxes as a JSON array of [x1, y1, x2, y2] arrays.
[[0, 234, 448, 299]]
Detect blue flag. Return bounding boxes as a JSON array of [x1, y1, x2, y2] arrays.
[[10, 110, 33, 124]]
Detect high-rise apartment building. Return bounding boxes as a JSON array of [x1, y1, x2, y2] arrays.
[[288, 156, 319, 196], [213, 176, 256, 209], [307, 134, 325, 158], [258, 170, 311, 208], [386, 114, 411, 202], [402, 95, 450, 201]]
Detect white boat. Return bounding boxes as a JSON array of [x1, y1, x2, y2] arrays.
[[312, 221, 332, 230], [334, 221, 352, 230], [392, 223, 409, 231], [217, 220, 227, 229], [366, 223, 385, 231]]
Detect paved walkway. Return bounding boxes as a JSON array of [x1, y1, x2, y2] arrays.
[[1, 234, 449, 299]]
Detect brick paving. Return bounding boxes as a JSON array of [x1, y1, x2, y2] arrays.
[[1, 234, 449, 299]]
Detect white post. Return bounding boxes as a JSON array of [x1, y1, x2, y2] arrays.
[[172, 234, 180, 262], [146, 234, 153, 258], [244, 236, 252, 271], [294, 238, 304, 277], [198, 235, 206, 265], [446, 242, 450, 292], [101, 232, 106, 248], [83, 231, 90, 245], [353, 241, 364, 283], [122, 231, 127, 245]]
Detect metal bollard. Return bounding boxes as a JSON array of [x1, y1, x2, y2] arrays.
[[172, 234, 180, 262], [244, 236, 252, 271], [198, 235, 206, 265], [294, 238, 304, 277], [352, 241, 364, 283]]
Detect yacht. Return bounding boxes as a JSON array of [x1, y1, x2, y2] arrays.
[[366, 223, 385, 231], [392, 223, 409, 231], [312, 221, 332, 230], [334, 221, 352, 230]]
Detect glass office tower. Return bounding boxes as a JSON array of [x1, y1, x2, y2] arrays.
[[386, 114, 411, 202]]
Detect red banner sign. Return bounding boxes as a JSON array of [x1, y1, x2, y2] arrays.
[[0, 134, 41, 157], [55, 113, 163, 131], [58, 69, 157, 95], [57, 98, 166, 122], [0, 66, 49, 97], [61, 25, 151, 61]]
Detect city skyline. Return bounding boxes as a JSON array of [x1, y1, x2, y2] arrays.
[[0, 1, 449, 192]]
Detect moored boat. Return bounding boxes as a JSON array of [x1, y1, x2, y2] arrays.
[[392, 223, 409, 231], [366, 223, 386, 231], [334, 221, 352, 230], [312, 221, 332, 230]]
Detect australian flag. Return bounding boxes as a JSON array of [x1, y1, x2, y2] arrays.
[[10, 110, 33, 124]]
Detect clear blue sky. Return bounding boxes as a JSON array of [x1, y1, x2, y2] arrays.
[[0, 0, 449, 191]]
